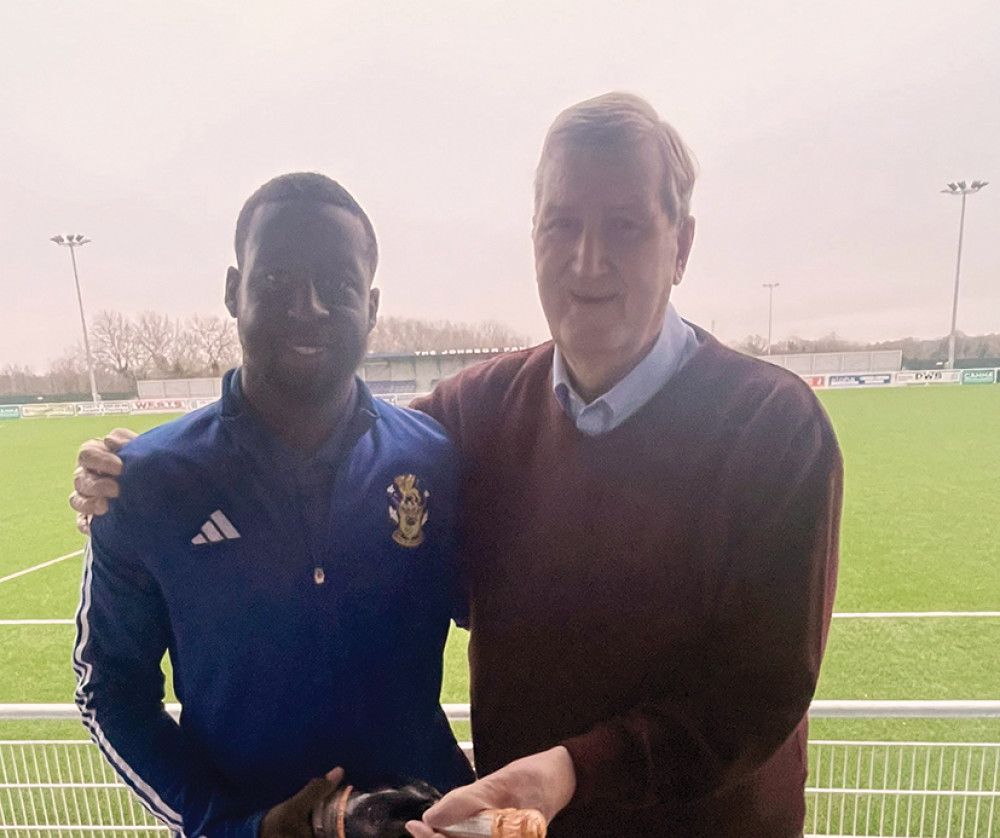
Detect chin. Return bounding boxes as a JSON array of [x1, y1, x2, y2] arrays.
[[266, 363, 352, 402], [559, 327, 629, 360]]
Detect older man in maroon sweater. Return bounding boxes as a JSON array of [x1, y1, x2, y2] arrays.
[[407, 93, 842, 838], [73, 93, 840, 838]]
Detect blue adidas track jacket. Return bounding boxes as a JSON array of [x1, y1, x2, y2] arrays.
[[74, 371, 473, 838]]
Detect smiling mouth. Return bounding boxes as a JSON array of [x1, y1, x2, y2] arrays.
[[288, 344, 326, 356], [570, 292, 618, 305]]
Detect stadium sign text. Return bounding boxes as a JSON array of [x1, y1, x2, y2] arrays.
[[0, 405, 20, 420], [131, 399, 189, 413], [961, 369, 997, 385], [20, 403, 76, 418], [75, 401, 133, 416], [896, 370, 962, 385], [828, 373, 893, 388]]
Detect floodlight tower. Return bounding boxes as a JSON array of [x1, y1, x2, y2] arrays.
[[50, 233, 100, 403], [762, 282, 780, 355], [941, 180, 989, 369]]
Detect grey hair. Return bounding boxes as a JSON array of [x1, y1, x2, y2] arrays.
[[534, 92, 697, 225]]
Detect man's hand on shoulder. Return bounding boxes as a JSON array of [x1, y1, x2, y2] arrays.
[[260, 768, 344, 838], [405, 746, 575, 838], [70, 428, 137, 534]]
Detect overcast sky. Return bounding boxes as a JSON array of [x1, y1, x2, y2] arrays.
[[2, 0, 998, 370]]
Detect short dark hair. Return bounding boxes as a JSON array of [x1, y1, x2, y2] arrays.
[[535, 92, 697, 225], [234, 172, 379, 275]]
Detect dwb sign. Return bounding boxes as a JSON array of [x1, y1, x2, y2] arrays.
[[896, 370, 962, 385]]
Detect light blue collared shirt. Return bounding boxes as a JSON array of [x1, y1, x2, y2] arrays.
[[552, 305, 699, 436]]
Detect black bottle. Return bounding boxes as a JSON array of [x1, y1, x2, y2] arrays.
[[312, 779, 440, 838]]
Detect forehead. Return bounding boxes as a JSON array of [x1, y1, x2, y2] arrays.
[[243, 200, 370, 270], [538, 136, 664, 210]]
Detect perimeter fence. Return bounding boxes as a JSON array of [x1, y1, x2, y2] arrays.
[[1, 702, 998, 837]]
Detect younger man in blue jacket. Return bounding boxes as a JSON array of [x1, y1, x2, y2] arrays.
[[73, 173, 473, 838]]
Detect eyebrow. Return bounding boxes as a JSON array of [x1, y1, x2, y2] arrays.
[[542, 200, 649, 213]]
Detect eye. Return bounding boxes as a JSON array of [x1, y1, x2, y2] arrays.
[[543, 216, 579, 235], [262, 270, 290, 289], [320, 276, 357, 299]]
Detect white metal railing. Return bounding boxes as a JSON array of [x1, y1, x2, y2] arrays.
[[2, 702, 998, 837], [808, 740, 999, 838], [2, 700, 994, 722]]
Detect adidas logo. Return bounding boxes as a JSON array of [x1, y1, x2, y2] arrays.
[[191, 510, 241, 545]]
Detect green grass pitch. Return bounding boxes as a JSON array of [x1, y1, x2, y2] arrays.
[[1, 386, 998, 745]]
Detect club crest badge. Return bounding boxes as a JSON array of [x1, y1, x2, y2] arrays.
[[387, 474, 429, 548]]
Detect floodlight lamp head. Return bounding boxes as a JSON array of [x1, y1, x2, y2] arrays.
[[50, 235, 64, 244]]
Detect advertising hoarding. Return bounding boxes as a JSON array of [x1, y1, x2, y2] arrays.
[[132, 399, 189, 413], [896, 370, 962, 385], [20, 403, 77, 418], [827, 373, 893, 388], [188, 398, 220, 410], [961, 369, 997, 385], [75, 401, 133, 416]]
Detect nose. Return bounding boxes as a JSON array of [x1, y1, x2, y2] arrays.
[[288, 278, 329, 320], [572, 227, 607, 279]]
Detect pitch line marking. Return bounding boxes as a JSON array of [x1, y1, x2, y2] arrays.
[[0, 619, 75, 625], [833, 611, 1000, 619], [0, 549, 85, 586], [3, 548, 999, 620]]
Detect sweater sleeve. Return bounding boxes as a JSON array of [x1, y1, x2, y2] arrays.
[[74, 515, 265, 838], [411, 389, 455, 444], [413, 386, 473, 630], [560, 404, 843, 810]]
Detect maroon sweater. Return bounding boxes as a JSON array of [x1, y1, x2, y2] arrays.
[[415, 331, 842, 838]]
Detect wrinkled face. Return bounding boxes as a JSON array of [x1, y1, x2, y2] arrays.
[[226, 200, 378, 401], [533, 137, 692, 385]]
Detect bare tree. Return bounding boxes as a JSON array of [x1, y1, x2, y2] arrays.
[[732, 334, 769, 356], [183, 315, 241, 376], [135, 311, 181, 376], [48, 347, 90, 394], [12, 306, 998, 400], [368, 316, 528, 354], [90, 310, 149, 383], [0, 364, 38, 397]]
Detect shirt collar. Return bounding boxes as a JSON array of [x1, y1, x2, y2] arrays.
[[552, 304, 699, 436], [221, 368, 378, 471]]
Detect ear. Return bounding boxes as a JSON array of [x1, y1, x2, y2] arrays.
[[673, 216, 696, 286], [225, 267, 241, 317], [367, 287, 380, 333]]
